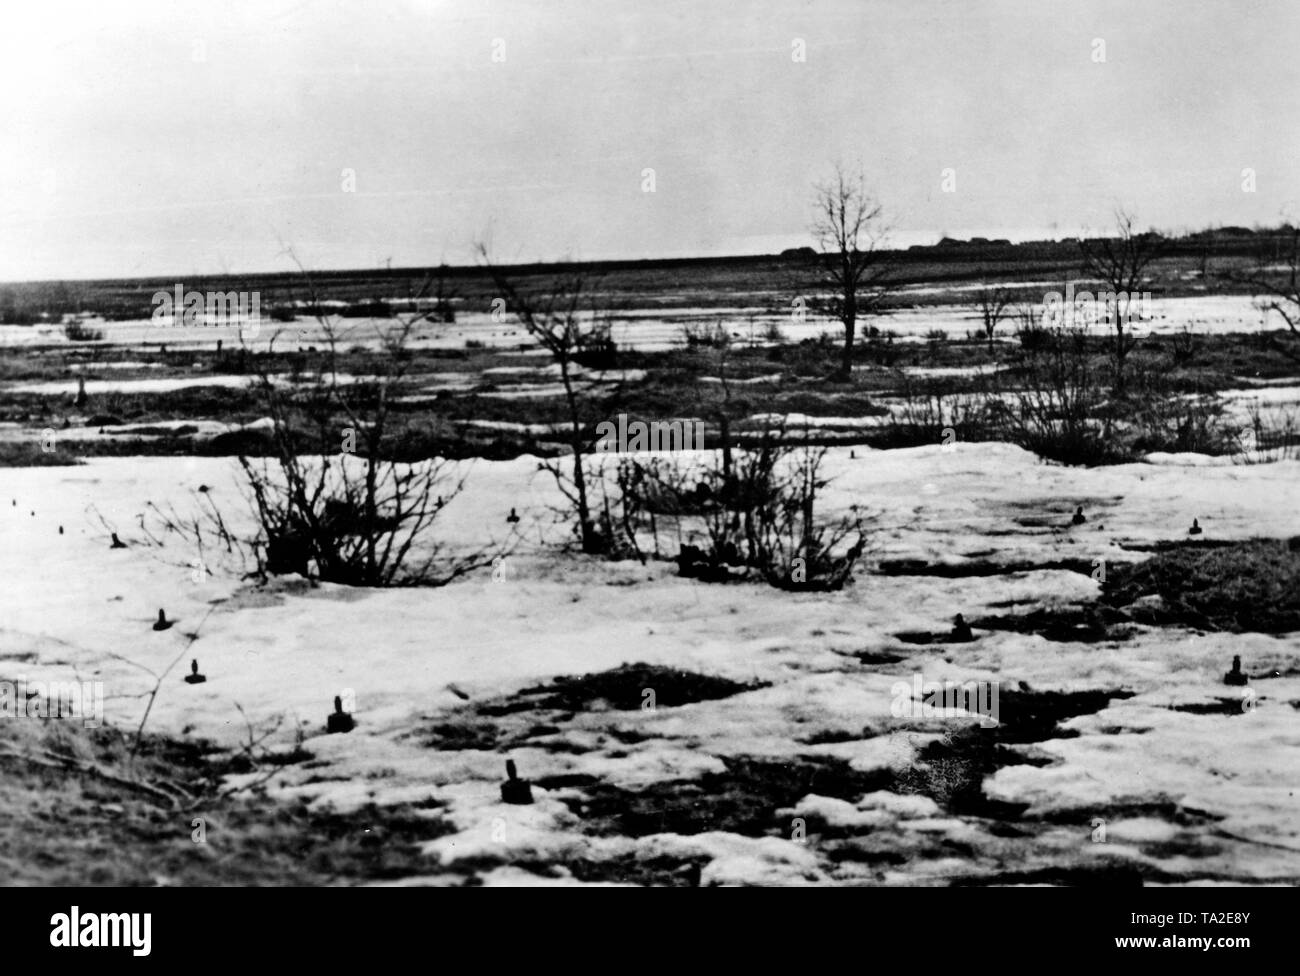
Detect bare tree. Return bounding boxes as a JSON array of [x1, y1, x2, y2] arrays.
[[1077, 208, 1165, 393], [478, 249, 618, 554], [810, 165, 894, 379], [974, 284, 1011, 353], [1225, 224, 1300, 362], [420, 262, 458, 323]]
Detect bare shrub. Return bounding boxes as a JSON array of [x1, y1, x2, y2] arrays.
[[991, 327, 1236, 463], [612, 428, 869, 591], [1014, 303, 1054, 352], [479, 251, 632, 555], [243, 307, 502, 585], [1233, 402, 1300, 464], [152, 260, 507, 587], [884, 380, 993, 449], [751, 444, 868, 592], [681, 321, 730, 349], [1125, 391, 1234, 456], [1170, 328, 1199, 367], [989, 327, 1119, 465]]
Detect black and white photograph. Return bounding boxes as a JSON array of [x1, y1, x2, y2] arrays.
[[0, 0, 1294, 927]]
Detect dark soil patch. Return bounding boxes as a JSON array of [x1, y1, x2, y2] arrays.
[[416, 665, 759, 753], [893, 630, 976, 646], [420, 718, 502, 751], [109, 423, 201, 437], [1255, 665, 1300, 680], [878, 557, 1095, 578], [1093, 724, 1153, 735], [994, 688, 1135, 744], [480, 663, 766, 716], [1117, 539, 1238, 553], [850, 649, 908, 666], [532, 773, 603, 791], [1137, 836, 1223, 861], [1167, 697, 1254, 716], [203, 426, 275, 456], [894, 631, 939, 645], [566, 689, 1134, 835], [604, 727, 657, 744], [417, 715, 590, 753], [892, 688, 1135, 818], [522, 723, 563, 738], [1102, 538, 1300, 633], [1039, 800, 1223, 828], [892, 731, 1042, 818], [566, 755, 894, 838], [419, 664, 762, 751], [971, 604, 1136, 643], [823, 839, 910, 865], [562, 853, 711, 887], [988, 821, 1031, 838], [797, 727, 875, 745]]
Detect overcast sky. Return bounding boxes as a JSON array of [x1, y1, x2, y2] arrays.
[[2, 0, 1298, 281]]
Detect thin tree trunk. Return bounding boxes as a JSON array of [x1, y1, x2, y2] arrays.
[[1114, 310, 1127, 394], [840, 293, 857, 377], [560, 357, 596, 552]]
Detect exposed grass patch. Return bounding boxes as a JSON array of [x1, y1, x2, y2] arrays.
[[0, 441, 82, 467], [0, 719, 453, 884], [1102, 538, 1300, 633], [419, 718, 503, 751]]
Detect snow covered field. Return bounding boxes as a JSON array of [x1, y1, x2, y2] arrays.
[[0, 293, 1282, 355], [2, 444, 1296, 885]]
